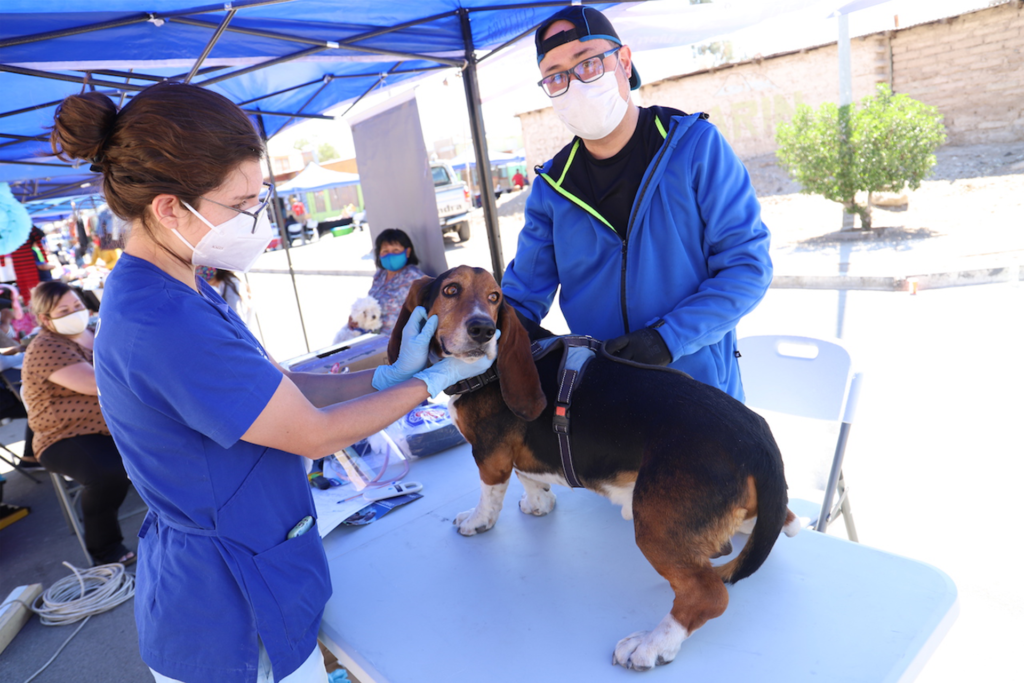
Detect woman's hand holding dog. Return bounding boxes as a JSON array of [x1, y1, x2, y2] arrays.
[[414, 331, 500, 398], [371, 307, 437, 390]]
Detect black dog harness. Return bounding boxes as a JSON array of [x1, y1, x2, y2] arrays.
[[445, 335, 601, 489]]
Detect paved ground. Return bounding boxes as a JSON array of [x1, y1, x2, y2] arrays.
[[1, 149, 1021, 682]]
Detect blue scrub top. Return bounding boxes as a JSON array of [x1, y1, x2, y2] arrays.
[[94, 254, 332, 683]]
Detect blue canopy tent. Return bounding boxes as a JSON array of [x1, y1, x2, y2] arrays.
[[0, 0, 645, 284], [1, 0, 891, 351]]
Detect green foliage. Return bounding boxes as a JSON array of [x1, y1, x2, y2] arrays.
[[316, 142, 339, 162], [775, 84, 946, 229]]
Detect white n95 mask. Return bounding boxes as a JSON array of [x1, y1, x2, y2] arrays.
[[552, 71, 629, 141], [51, 309, 90, 336], [174, 200, 273, 273]]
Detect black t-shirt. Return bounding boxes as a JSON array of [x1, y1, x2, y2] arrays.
[[553, 105, 690, 239]]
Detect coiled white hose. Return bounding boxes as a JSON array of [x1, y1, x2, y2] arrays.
[[20, 561, 135, 683]]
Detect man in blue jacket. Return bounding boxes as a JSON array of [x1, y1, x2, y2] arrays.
[[502, 5, 772, 401]]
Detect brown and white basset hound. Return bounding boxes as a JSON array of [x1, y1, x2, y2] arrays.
[[388, 265, 800, 671]]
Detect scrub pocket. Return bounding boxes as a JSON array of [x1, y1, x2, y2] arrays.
[[252, 522, 332, 648]]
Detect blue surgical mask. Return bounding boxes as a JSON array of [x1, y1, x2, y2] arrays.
[[380, 252, 408, 272]]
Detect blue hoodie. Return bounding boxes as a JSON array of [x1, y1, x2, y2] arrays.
[[502, 111, 772, 401]]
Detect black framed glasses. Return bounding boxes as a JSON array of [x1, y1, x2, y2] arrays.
[[200, 182, 273, 233], [537, 47, 621, 98]]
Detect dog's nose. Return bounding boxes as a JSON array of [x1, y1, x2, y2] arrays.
[[466, 317, 496, 344]]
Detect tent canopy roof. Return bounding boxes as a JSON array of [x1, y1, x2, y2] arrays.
[[276, 161, 359, 194]]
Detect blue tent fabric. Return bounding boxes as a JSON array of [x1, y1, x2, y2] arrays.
[[0, 2, 617, 145], [0, 0, 627, 203]]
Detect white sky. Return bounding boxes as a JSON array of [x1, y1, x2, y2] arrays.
[[267, 0, 995, 160]]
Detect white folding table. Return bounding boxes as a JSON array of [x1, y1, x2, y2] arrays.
[[319, 445, 957, 683]]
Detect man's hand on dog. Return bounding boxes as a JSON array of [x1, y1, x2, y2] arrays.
[[605, 327, 672, 366]]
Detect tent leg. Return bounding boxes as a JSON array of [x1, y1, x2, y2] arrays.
[[258, 116, 311, 354], [459, 8, 504, 283]]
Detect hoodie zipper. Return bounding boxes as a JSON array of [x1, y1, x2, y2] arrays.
[[619, 116, 673, 334]]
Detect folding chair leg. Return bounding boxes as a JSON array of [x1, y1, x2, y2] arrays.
[[0, 445, 43, 483], [839, 486, 858, 543], [49, 473, 93, 567]]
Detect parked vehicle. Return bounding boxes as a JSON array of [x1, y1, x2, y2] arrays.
[[432, 161, 472, 242]]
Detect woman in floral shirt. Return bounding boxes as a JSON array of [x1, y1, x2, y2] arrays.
[[351, 229, 426, 337]]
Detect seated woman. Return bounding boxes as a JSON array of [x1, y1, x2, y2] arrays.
[[340, 229, 427, 341], [22, 281, 134, 565]]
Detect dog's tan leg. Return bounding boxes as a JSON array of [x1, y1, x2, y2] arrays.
[[454, 449, 514, 536], [515, 470, 557, 516], [612, 563, 728, 671]]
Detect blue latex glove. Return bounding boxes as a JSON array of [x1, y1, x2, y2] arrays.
[[414, 330, 501, 398], [371, 307, 438, 391]]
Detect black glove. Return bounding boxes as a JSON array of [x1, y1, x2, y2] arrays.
[[605, 328, 672, 366]]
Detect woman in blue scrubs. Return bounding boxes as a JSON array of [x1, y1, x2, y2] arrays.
[[51, 83, 492, 683]]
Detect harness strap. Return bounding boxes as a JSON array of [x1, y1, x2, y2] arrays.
[[554, 367, 583, 488]]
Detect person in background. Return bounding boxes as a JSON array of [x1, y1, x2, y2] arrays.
[[197, 266, 254, 329], [21, 281, 134, 565], [0, 307, 25, 371], [501, 6, 772, 401], [354, 228, 426, 338], [91, 205, 123, 269], [290, 195, 307, 222], [512, 169, 527, 190], [52, 82, 492, 683], [10, 227, 56, 296]]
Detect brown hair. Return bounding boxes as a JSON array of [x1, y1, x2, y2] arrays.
[[50, 83, 264, 251], [30, 281, 75, 321]]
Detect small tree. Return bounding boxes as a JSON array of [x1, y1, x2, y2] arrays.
[[775, 84, 946, 229]]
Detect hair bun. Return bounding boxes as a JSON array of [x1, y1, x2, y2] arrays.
[[50, 92, 118, 163]]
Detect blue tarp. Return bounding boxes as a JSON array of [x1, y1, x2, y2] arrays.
[[0, 1, 620, 197]]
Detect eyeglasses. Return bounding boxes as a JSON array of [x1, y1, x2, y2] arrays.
[[200, 182, 273, 234], [537, 47, 621, 98]]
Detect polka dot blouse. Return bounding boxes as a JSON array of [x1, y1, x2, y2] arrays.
[[22, 329, 109, 457]]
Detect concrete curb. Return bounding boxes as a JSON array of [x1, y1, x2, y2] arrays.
[[772, 264, 1022, 291], [250, 264, 1023, 293]]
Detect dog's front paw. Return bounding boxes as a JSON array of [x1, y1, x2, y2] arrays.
[[454, 508, 497, 536], [612, 616, 689, 671], [519, 487, 556, 516]]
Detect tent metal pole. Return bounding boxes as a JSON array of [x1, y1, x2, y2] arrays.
[[171, 17, 465, 68], [0, 0, 293, 49], [459, 8, 504, 282], [337, 63, 402, 118], [241, 109, 333, 120], [237, 66, 450, 107], [184, 8, 237, 83], [197, 45, 330, 86], [274, 76, 336, 133], [258, 115, 310, 354], [0, 64, 146, 91], [0, 159, 73, 168]]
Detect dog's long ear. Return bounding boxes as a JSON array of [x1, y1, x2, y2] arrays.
[[496, 301, 547, 421], [387, 276, 434, 364]]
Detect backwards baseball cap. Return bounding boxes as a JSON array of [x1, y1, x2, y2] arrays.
[[535, 5, 641, 91]]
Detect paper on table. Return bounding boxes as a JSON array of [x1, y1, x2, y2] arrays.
[[312, 434, 411, 537]]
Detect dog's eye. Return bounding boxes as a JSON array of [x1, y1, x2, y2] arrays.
[[443, 283, 460, 297], [487, 292, 500, 303]]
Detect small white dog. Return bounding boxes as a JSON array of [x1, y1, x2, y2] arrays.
[[333, 296, 383, 344]]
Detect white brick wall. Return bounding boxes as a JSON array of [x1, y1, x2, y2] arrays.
[[518, 2, 1024, 164], [892, 2, 1024, 145]]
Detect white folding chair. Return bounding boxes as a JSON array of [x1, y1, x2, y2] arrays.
[[738, 335, 862, 541]]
